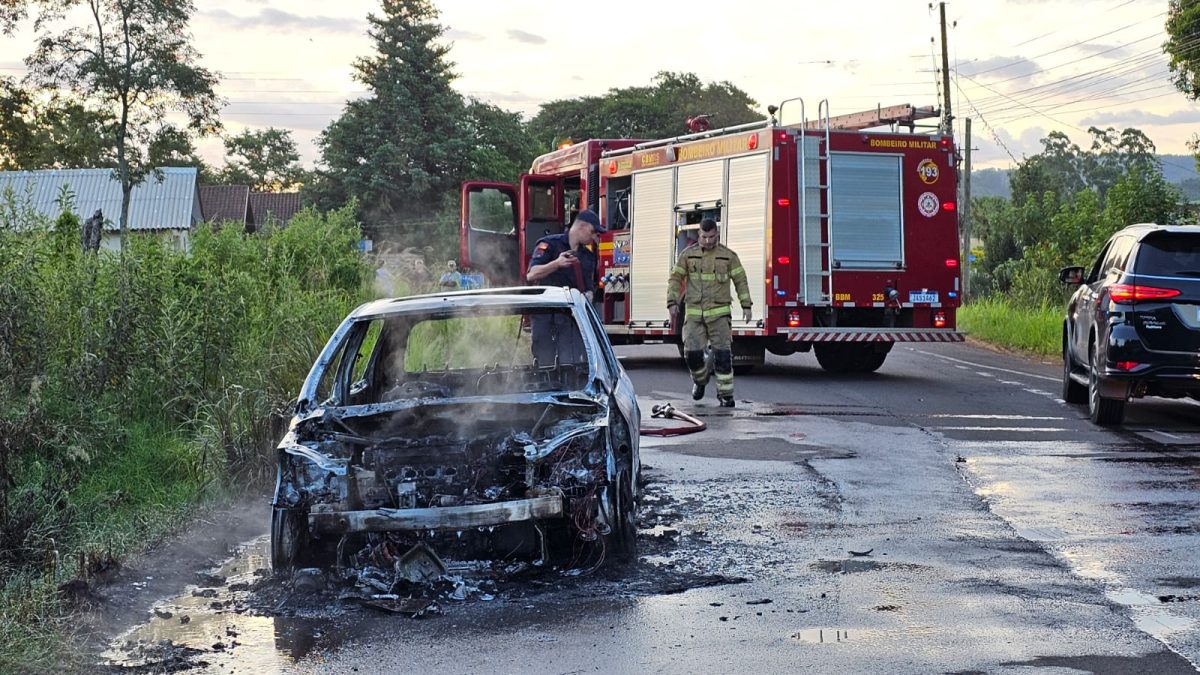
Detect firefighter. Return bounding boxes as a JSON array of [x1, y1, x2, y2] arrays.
[[667, 218, 752, 407], [525, 209, 605, 366]]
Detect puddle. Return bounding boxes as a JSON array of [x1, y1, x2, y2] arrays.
[[100, 536, 349, 673], [1106, 587, 1198, 641]]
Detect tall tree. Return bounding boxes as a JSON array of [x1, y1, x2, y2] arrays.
[[218, 127, 305, 192], [24, 0, 221, 250], [527, 71, 761, 151], [315, 0, 469, 238]]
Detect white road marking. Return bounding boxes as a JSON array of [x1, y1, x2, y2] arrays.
[[976, 371, 995, 378], [927, 414, 1065, 420], [915, 350, 1059, 382], [933, 426, 1072, 432]]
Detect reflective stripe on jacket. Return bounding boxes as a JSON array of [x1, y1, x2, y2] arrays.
[[666, 243, 752, 315]]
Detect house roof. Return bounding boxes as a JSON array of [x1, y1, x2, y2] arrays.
[[199, 185, 251, 225], [0, 167, 201, 231], [249, 192, 303, 225]]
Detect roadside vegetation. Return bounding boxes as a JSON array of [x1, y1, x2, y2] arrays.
[[0, 199, 371, 671], [962, 127, 1193, 356]]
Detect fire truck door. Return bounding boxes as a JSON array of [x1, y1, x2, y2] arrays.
[[461, 181, 519, 287], [520, 174, 565, 263]]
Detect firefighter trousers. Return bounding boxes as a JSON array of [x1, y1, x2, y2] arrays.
[[682, 312, 734, 397]]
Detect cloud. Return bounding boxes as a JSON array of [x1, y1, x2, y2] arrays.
[[201, 9, 363, 35], [507, 29, 546, 45], [446, 28, 485, 42], [959, 56, 1039, 81], [1081, 109, 1200, 126], [1074, 43, 1134, 60]]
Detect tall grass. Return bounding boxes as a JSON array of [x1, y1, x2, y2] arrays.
[[0, 200, 373, 670], [959, 296, 1062, 357]]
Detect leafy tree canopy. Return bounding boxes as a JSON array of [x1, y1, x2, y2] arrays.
[[527, 71, 762, 152], [218, 127, 305, 192]]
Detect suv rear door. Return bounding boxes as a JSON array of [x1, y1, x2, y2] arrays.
[[1130, 231, 1200, 352]]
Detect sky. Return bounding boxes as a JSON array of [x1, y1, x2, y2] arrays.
[[1, 0, 1196, 176]]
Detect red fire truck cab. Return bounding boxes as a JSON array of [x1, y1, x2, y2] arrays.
[[460, 100, 964, 373]]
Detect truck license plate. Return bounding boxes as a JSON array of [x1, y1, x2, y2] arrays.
[[909, 291, 938, 304]]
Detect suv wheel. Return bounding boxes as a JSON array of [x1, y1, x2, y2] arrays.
[[1088, 344, 1125, 425], [1062, 345, 1086, 404]]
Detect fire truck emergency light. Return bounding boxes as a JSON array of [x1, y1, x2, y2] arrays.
[[934, 311, 947, 328], [777, 256, 791, 265], [943, 201, 956, 212], [945, 258, 958, 268], [777, 198, 791, 207]]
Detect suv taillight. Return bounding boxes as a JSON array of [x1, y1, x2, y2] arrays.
[[1109, 284, 1181, 303]]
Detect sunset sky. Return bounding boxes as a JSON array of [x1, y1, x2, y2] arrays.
[[1, 0, 1195, 174]]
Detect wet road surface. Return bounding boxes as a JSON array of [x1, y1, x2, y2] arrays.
[[98, 341, 1200, 673]]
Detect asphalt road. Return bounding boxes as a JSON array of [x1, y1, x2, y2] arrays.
[[100, 341, 1200, 674]]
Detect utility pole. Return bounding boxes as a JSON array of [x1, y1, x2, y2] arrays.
[[962, 117, 972, 302], [939, 1, 953, 134]]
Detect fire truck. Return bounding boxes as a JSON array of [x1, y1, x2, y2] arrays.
[[460, 99, 965, 373]]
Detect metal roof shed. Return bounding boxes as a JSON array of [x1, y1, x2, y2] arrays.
[[0, 167, 203, 250]]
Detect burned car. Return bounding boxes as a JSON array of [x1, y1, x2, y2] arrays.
[[271, 287, 640, 573]]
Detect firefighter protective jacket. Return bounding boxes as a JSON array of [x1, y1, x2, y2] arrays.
[[666, 243, 752, 318]]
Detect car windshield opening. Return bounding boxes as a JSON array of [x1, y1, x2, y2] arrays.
[[331, 307, 592, 406]]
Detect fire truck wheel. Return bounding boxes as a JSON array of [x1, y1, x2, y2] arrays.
[[813, 343, 852, 373]]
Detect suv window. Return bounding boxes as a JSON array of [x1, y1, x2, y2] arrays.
[[1102, 236, 1134, 276], [1134, 232, 1200, 278]]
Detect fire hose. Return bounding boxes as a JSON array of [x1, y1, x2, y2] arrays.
[[639, 403, 707, 437]]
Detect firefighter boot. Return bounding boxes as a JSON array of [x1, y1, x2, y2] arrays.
[[685, 350, 708, 400], [714, 349, 735, 407]]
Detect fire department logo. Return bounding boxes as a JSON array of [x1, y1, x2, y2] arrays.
[[917, 192, 940, 218], [917, 158, 940, 184]]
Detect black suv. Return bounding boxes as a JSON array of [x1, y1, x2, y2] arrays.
[[1060, 223, 1200, 425]]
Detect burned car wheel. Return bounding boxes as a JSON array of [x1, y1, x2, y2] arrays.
[[603, 468, 638, 563], [271, 507, 306, 573]]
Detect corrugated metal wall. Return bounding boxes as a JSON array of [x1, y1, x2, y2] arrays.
[[629, 168, 674, 324], [0, 167, 200, 231]]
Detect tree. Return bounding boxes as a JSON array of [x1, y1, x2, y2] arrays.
[[461, 98, 539, 184], [146, 124, 212, 179], [315, 0, 469, 238], [527, 71, 761, 151], [1166, 0, 1200, 100], [24, 0, 221, 250], [0, 76, 114, 170], [218, 127, 304, 192]]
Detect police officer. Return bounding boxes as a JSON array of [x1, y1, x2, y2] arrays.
[[525, 209, 605, 366], [667, 218, 752, 407]]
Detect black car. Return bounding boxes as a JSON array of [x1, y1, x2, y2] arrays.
[[1060, 223, 1200, 424], [270, 287, 641, 573]]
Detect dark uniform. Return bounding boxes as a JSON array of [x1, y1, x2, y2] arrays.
[[526, 233, 597, 366], [667, 242, 752, 400]]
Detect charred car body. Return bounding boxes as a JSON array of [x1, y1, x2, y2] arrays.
[[271, 287, 640, 572]]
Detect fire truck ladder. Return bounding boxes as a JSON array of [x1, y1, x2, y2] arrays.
[[782, 98, 833, 306]]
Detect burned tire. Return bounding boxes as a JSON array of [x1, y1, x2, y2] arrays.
[[270, 507, 305, 573], [1088, 344, 1125, 425], [604, 468, 638, 564]]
